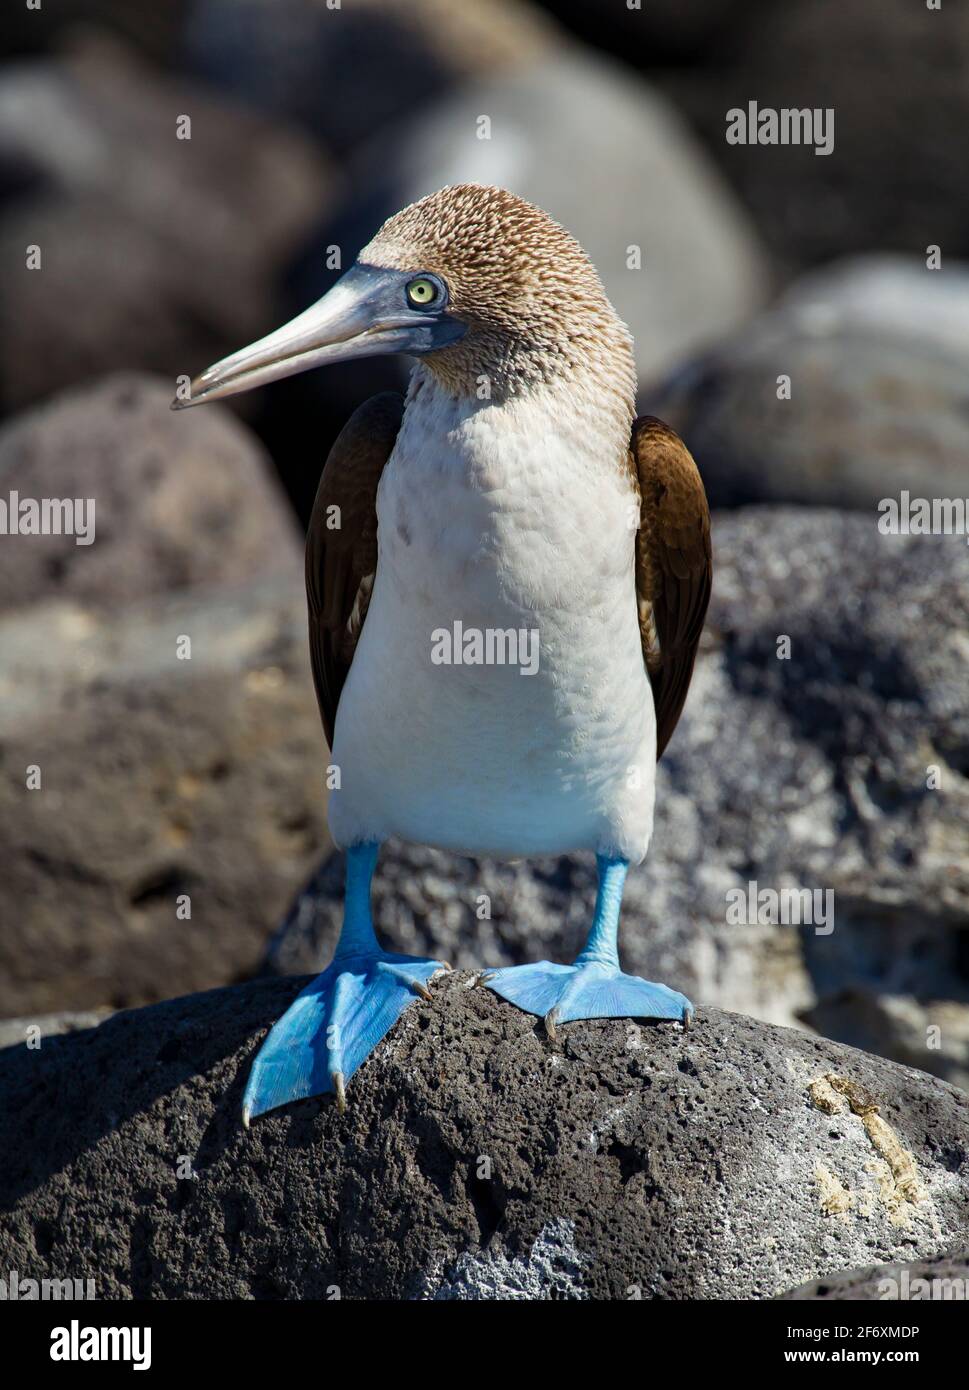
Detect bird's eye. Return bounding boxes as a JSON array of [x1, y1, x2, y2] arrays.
[[406, 276, 440, 308]]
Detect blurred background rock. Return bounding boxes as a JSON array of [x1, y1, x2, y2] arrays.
[[1, 1, 966, 1087]]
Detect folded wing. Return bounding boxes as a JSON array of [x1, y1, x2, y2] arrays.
[[304, 392, 405, 748], [632, 415, 712, 759]]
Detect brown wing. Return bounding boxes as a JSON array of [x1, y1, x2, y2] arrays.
[[305, 392, 404, 748], [632, 414, 712, 760]]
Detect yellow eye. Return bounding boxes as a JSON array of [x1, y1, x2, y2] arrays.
[[407, 276, 438, 306]]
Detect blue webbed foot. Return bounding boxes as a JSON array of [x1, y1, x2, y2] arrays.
[[243, 841, 447, 1124], [483, 853, 693, 1037], [243, 949, 446, 1124], [483, 959, 692, 1036]]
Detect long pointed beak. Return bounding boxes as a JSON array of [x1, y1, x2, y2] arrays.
[[171, 263, 465, 410]]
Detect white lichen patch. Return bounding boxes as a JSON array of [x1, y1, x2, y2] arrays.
[[582, 1094, 641, 1155], [416, 1218, 591, 1300]]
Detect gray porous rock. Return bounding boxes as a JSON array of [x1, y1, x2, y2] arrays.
[[183, 0, 555, 157], [0, 1010, 109, 1051], [0, 571, 330, 1018], [663, 0, 969, 268], [779, 1250, 969, 1301], [0, 373, 299, 613], [267, 508, 969, 1089], [0, 35, 330, 412], [647, 257, 969, 510], [0, 977, 966, 1300]]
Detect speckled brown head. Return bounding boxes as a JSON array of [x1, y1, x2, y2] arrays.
[[173, 183, 635, 417], [362, 184, 636, 400]]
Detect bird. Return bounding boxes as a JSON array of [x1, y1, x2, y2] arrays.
[[173, 184, 712, 1125]]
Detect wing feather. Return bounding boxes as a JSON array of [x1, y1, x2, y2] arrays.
[[305, 392, 404, 748], [632, 414, 712, 760]]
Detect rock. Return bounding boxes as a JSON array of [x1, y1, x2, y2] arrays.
[[0, 977, 966, 1299], [0, 573, 331, 1018], [648, 257, 969, 510], [780, 1251, 969, 1300], [803, 995, 969, 1097], [287, 47, 769, 397], [0, 36, 330, 413], [0, 1010, 109, 1052], [267, 508, 969, 1089], [0, 201, 229, 416], [664, 0, 969, 268], [183, 0, 554, 157], [0, 373, 300, 613]]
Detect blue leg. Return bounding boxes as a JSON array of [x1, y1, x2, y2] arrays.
[[483, 855, 693, 1036], [243, 842, 447, 1124]]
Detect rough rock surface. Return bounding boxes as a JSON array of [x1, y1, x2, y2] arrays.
[[0, 976, 966, 1300], [268, 509, 969, 1089], [0, 574, 330, 1017], [648, 257, 969, 510], [0, 1010, 109, 1051], [780, 1250, 969, 1301], [0, 36, 329, 413], [665, 0, 969, 269], [0, 373, 300, 612], [184, 0, 554, 157]]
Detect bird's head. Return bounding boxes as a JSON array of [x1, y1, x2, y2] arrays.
[[173, 184, 634, 409]]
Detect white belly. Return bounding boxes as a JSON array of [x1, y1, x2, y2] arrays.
[[327, 373, 656, 862]]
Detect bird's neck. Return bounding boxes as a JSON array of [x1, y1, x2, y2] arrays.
[[421, 310, 637, 425], [407, 351, 636, 471]]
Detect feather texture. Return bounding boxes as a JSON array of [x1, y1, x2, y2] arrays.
[[632, 415, 712, 759], [305, 391, 404, 748]]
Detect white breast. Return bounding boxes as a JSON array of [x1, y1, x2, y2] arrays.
[[327, 369, 656, 862]]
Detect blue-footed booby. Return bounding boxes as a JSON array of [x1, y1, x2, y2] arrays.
[[174, 184, 712, 1124]]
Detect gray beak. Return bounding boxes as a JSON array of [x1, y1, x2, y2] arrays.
[[171, 263, 465, 410]]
